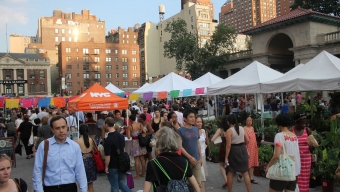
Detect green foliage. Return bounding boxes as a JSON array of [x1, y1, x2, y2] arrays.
[[264, 124, 279, 139], [313, 148, 340, 181], [320, 116, 340, 149], [209, 141, 220, 160], [163, 18, 237, 79], [258, 143, 274, 165], [291, 0, 340, 16]]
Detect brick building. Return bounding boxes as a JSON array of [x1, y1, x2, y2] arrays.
[[58, 35, 140, 95], [219, 0, 294, 33], [0, 53, 51, 96]]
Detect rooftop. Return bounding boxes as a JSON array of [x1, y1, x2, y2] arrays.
[[242, 8, 340, 35], [0, 53, 46, 60]]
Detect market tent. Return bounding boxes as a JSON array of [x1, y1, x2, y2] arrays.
[[193, 72, 223, 87], [133, 72, 204, 97], [207, 61, 284, 94], [105, 83, 124, 93], [68, 83, 128, 111], [261, 51, 340, 93]]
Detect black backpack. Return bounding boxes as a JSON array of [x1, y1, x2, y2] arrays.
[[151, 157, 191, 192], [113, 139, 130, 173]]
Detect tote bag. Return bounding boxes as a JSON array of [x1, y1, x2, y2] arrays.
[[91, 139, 105, 172], [266, 133, 296, 181]]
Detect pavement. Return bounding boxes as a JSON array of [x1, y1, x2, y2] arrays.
[[11, 151, 340, 192]]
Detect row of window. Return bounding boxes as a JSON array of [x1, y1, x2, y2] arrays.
[[65, 73, 138, 79], [65, 56, 137, 63], [65, 48, 137, 55], [66, 65, 137, 71], [3, 70, 45, 79], [55, 36, 78, 42], [3, 84, 46, 94]]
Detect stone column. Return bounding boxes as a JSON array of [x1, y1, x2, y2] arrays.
[[13, 69, 17, 96], [0, 69, 3, 94], [46, 67, 52, 95], [227, 69, 231, 77], [24, 69, 28, 96]]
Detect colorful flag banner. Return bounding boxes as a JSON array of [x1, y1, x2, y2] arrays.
[[38, 98, 51, 107], [53, 98, 66, 108], [115, 92, 125, 98], [183, 89, 192, 97], [129, 94, 140, 101], [50, 97, 55, 107], [158, 92, 167, 100], [125, 92, 131, 96], [195, 87, 205, 95], [170, 90, 180, 98], [143, 92, 153, 100], [5, 99, 19, 108], [22, 99, 33, 108], [0, 100, 3, 107]]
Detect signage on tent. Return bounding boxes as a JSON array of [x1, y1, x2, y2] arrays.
[[90, 92, 111, 97], [114, 103, 118, 108], [80, 93, 87, 98]]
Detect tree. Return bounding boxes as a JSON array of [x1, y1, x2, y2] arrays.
[[291, 0, 340, 16], [163, 18, 237, 80]]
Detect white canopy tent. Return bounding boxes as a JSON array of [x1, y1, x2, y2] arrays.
[[207, 61, 284, 95], [105, 83, 124, 93], [261, 51, 340, 93], [133, 72, 204, 97]]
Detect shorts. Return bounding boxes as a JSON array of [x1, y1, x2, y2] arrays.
[[271, 111, 278, 119], [269, 179, 296, 191]]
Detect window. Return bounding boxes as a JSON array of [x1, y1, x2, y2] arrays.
[[76, 48, 78, 52], [133, 73, 137, 78], [55, 37, 58, 42], [123, 81, 128, 86], [68, 29, 72, 34], [77, 82, 80, 86], [84, 74, 89, 79], [134, 35, 136, 38], [132, 50, 137, 54], [18, 86, 23, 95], [115, 50, 118, 54], [94, 65, 100, 71], [115, 57, 118, 62], [122, 58, 128, 62], [106, 82, 111, 85], [66, 48, 71, 53], [122, 73, 128, 78], [55, 28, 59, 34], [61, 29, 65, 34], [133, 81, 138, 86], [84, 82, 90, 88], [66, 82, 72, 87], [95, 74, 101, 79], [66, 65, 72, 69], [5, 85, 12, 94], [83, 57, 89, 63], [106, 73, 112, 78], [116, 65, 118, 70], [30, 84, 36, 93], [132, 58, 137, 62], [77, 73, 79, 77], [127, 35, 129, 38], [106, 65, 112, 70], [132, 65, 137, 70], [106, 49, 111, 53], [74, 37, 78, 42], [122, 50, 127, 54], [122, 66, 128, 70], [116, 81, 119, 86], [115, 73, 119, 78], [61, 37, 65, 42], [83, 48, 89, 54], [106, 57, 111, 62], [66, 73, 72, 79], [67, 90, 72, 95], [68, 37, 72, 42], [39, 71, 45, 79], [39, 84, 45, 92], [76, 57, 79, 61], [94, 57, 100, 62], [94, 49, 100, 54], [29, 70, 34, 79], [17, 70, 23, 79], [66, 56, 71, 61]]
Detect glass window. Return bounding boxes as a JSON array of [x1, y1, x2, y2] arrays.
[[123, 81, 128, 86], [66, 48, 71, 52], [40, 84, 45, 92], [39, 71, 45, 79], [95, 65, 100, 71], [116, 81, 119, 86], [17, 70, 23, 79], [30, 84, 35, 93], [29, 70, 35, 79], [61, 29, 65, 34], [55, 37, 58, 42], [5, 85, 12, 94], [122, 73, 128, 78], [55, 28, 59, 34], [66, 65, 72, 69], [132, 66, 137, 70], [133, 81, 138, 86], [132, 50, 137, 54], [94, 49, 100, 54], [115, 73, 119, 78], [84, 74, 89, 79], [106, 49, 111, 53], [122, 50, 127, 54], [106, 65, 112, 70], [62, 37, 65, 42], [68, 29, 72, 34], [95, 74, 101, 79], [83, 65, 89, 71], [94, 57, 100, 62], [106, 57, 111, 62], [83, 48, 89, 54], [106, 73, 112, 78], [66, 73, 72, 79], [66, 56, 71, 61], [115, 50, 118, 54], [132, 58, 137, 62], [122, 66, 128, 70], [133, 73, 137, 78], [68, 37, 72, 42], [66, 82, 72, 87], [116, 65, 118, 70]]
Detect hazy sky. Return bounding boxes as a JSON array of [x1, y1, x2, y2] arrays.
[[0, 0, 223, 52]]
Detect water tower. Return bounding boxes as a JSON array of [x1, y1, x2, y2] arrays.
[[159, 4, 165, 22]]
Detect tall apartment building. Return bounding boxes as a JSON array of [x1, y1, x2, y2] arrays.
[[9, 34, 38, 53], [219, 0, 293, 33], [138, 1, 218, 85], [58, 28, 140, 95], [18, 9, 106, 94]]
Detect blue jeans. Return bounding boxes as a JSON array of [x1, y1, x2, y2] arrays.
[[107, 168, 132, 192]]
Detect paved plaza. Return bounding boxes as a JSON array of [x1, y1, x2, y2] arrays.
[[11, 151, 339, 192]]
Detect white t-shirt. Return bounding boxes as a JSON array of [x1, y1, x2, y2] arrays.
[[199, 130, 206, 156], [274, 132, 301, 176]]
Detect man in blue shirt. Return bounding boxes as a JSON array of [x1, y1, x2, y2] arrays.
[[33, 115, 87, 192]]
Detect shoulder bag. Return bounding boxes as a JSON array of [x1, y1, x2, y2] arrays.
[[42, 139, 49, 186], [13, 178, 22, 192], [138, 124, 148, 147], [91, 138, 105, 172], [266, 133, 296, 181]]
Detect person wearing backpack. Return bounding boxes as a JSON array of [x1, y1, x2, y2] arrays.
[[104, 117, 132, 192], [143, 127, 200, 192]]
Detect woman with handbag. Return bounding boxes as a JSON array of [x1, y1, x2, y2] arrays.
[[266, 114, 301, 192], [211, 115, 229, 188], [17, 115, 33, 159], [75, 124, 97, 192], [127, 114, 147, 180], [139, 113, 154, 162]]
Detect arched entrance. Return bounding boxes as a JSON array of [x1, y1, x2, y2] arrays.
[[267, 33, 295, 72]]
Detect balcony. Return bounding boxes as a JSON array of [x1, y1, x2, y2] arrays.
[[229, 50, 253, 61], [317, 31, 340, 45]]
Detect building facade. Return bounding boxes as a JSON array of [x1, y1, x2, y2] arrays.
[[219, 0, 294, 33], [138, 1, 218, 85], [9, 34, 37, 53], [0, 53, 51, 96], [58, 39, 140, 95]]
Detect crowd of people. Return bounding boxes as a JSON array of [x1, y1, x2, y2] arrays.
[[0, 91, 338, 192]]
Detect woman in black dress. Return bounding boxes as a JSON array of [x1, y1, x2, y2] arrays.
[[17, 115, 33, 159]]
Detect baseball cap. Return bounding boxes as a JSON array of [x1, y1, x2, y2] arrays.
[[101, 111, 109, 115]]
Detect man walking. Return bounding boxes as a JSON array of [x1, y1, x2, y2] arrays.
[[33, 115, 87, 192]]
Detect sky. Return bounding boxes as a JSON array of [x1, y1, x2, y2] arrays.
[[0, 0, 224, 52]]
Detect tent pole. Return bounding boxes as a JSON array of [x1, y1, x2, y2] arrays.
[[77, 112, 80, 140], [214, 95, 218, 118]]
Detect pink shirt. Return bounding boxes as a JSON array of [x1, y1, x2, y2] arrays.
[[145, 113, 152, 123], [296, 94, 302, 103]]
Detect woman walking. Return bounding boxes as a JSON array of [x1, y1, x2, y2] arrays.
[[239, 116, 259, 184], [138, 114, 154, 161], [75, 124, 97, 192], [196, 117, 209, 191], [151, 108, 163, 133], [17, 115, 33, 159], [127, 114, 147, 180], [211, 115, 229, 188], [225, 115, 251, 192]]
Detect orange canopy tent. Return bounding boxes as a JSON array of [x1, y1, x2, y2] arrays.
[[68, 83, 128, 112]]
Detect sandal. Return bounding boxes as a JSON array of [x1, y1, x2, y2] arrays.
[[26, 156, 30, 159], [140, 174, 145, 177], [237, 174, 242, 182], [133, 176, 140, 180], [251, 179, 258, 184], [222, 182, 228, 188]]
